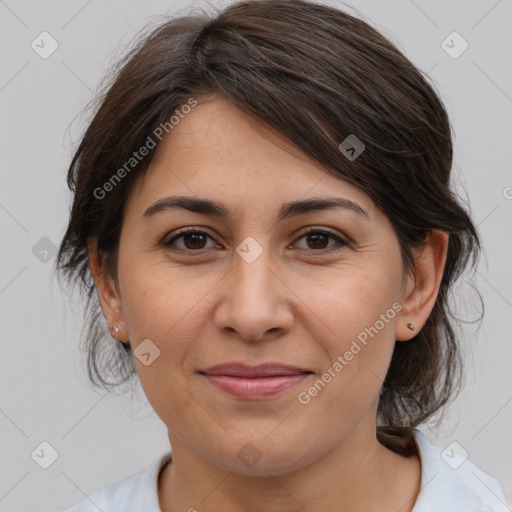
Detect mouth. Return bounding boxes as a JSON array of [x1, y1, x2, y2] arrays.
[[199, 363, 314, 399]]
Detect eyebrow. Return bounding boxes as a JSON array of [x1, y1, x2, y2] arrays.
[[142, 195, 369, 221]]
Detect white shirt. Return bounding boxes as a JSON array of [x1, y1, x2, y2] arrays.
[[61, 429, 509, 511]]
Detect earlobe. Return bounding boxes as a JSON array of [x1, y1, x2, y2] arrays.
[[87, 237, 128, 341], [396, 230, 449, 341]]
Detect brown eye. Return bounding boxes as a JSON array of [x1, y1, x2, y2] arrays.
[[306, 232, 330, 249], [293, 229, 348, 253], [164, 229, 216, 251], [163, 227, 348, 255], [181, 232, 208, 250]]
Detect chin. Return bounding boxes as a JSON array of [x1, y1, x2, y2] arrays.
[[207, 436, 315, 477]]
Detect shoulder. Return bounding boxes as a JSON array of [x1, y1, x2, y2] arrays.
[[412, 429, 509, 512], [59, 452, 172, 512]]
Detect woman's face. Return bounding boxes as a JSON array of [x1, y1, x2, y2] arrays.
[[110, 95, 416, 475]]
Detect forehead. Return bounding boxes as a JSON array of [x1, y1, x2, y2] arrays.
[[125, 95, 376, 221]]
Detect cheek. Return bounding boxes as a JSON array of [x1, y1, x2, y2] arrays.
[[117, 261, 212, 425], [119, 254, 220, 348], [297, 260, 401, 346], [294, 263, 400, 406], [113, 241, 204, 424]]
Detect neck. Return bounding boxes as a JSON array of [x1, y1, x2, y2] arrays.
[[158, 423, 421, 512]]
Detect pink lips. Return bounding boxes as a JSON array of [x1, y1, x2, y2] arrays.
[[199, 363, 313, 399]]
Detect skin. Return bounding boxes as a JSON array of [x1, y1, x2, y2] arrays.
[[89, 94, 449, 512]]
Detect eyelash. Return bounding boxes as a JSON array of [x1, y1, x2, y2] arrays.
[[162, 227, 349, 255]]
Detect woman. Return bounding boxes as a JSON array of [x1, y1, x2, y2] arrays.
[[57, 0, 509, 510]]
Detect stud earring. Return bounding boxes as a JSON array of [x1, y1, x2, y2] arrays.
[[407, 322, 416, 331], [109, 324, 120, 339], [109, 324, 130, 348]]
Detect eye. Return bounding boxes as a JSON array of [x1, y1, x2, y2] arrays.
[[162, 227, 348, 254], [163, 228, 217, 252], [292, 228, 348, 253]]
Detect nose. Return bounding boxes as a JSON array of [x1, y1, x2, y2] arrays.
[[213, 241, 294, 343]]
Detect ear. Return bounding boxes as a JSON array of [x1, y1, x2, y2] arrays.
[[87, 237, 128, 342], [396, 230, 449, 341]]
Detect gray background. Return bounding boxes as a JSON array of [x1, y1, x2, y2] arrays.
[[1, 0, 511, 510]]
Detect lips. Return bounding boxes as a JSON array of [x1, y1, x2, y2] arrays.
[[199, 363, 313, 399], [201, 363, 312, 377]]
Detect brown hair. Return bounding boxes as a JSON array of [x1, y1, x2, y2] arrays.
[[56, 0, 481, 453]]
